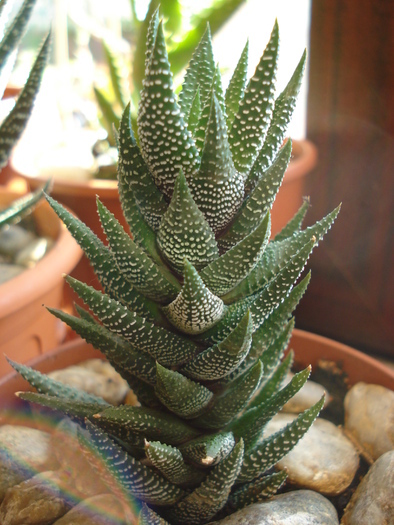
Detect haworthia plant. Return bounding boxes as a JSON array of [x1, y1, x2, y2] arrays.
[[14, 12, 340, 525]]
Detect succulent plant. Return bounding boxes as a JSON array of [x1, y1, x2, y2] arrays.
[[0, 0, 50, 227], [12, 11, 340, 525]]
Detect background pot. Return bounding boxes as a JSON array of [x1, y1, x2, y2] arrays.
[[1, 328, 392, 411], [0, 189, 82, 377]]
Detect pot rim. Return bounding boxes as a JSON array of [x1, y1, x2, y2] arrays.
[[1, 329, 392, 398], [0, 192, 82, 317]]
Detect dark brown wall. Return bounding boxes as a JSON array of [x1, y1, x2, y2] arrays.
[[296, 0, 394, 356]]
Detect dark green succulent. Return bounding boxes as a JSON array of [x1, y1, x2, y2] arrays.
[[13, 12, 340, 525], [0, 0, 50, 227]]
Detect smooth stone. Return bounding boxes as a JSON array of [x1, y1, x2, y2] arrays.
[[0, 470, 71, 525], [344, 382, 394, 461], [0, 263, 24, 284], [0, 225, 35, 257], [341, 450, 394, 525], [282, 373, 329, 413], [0, 425, 58, 473], [0, 465, 24, 504], [263, 414, 359, 495], [50, 419, 109, 498], [211, 490, 339, 524], [14, 237, 51, 267], [53, 494, 135, 525], [77, 359, 129, 400], [48, 364, 129, 405]]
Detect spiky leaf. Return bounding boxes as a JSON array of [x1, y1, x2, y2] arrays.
[[226, 470, 287, 511], [93, 405, 200, 445], [178, 26, 215, 122], [179, 432, 235, 468], [155, 363, 213, 419], [97, 198, 179, 303], [138, 21, 200, 198], [200, 212, 271, 298], [17, 392, 105, 420], [245, 50, 307, 193], [229, 21, 279, 177], [0, 34, 50, 168], [238, 396, 325, 482], [157, 171, 219, 272], [84, 421, 185, 506], [65, 276, 198, 367], [166, 439, 244, 525], [274, 197, 310, 242], [139, 504, 170, 525], [189, 94, 244, 234], [118, 104, 167, 231], [145, 441, 205, 487], [225, 41, 249, 129], [218, 140, 292, 252], [181, 309, 253, 381], [163, 259, 224, 335], [193, 361, 263, 429]]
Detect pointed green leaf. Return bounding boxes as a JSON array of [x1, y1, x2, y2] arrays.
[[157, 171, 219, 273], [17, 392, 105, 419], [233, 365, 311, 450], [245, 205, 341, 295], [259, 318, 295, 377], [178, 25, 215, 122], [189, 94, 244, 234], [250, 349, 294, 408], [97, 198, 180, 303], [145, 441, 205, 487], [227, 470, 287, 511], [225, 40, 249, 129], [187, 86, 201, 135], [239, 238, 316, 329], [84, 421, 185, 506], [273, 197, 310, 242], [118, 104, 167, 231], [218, 140, 292, 252], [8, 359, 108, 406], [45, 194, 161, 322], [229, 21, 279, 177], [65, 276, 198, 367], [163, 259, 224, 335], [0, 34, 50, 168], [93, 405, 200, 445], [193, 361, 263, 429], [155, 363, 213, 419], [102, 41, 127, 108], [166, 439, 244, 525], [238, 396, 325, 482], [249, 273, 310, 355], [47, 307, 157, 385], [181, 309, 253, 381], [0, 181, 49, 227], [200, 212, 271, 298], [0, 0, 36, 73], [179, 432, 235, 468], [117, 161, 164, 266], [245, 51, 307, 193], [144, 7, 160, 73], [138, 21, 200, 198], [93, 86, 120, 139]]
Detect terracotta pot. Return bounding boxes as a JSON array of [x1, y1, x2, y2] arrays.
[[0, 189, 83, 377], [1, 329, 392, 412]]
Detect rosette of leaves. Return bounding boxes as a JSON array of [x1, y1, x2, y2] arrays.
[[13, 12, 340, 525]]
